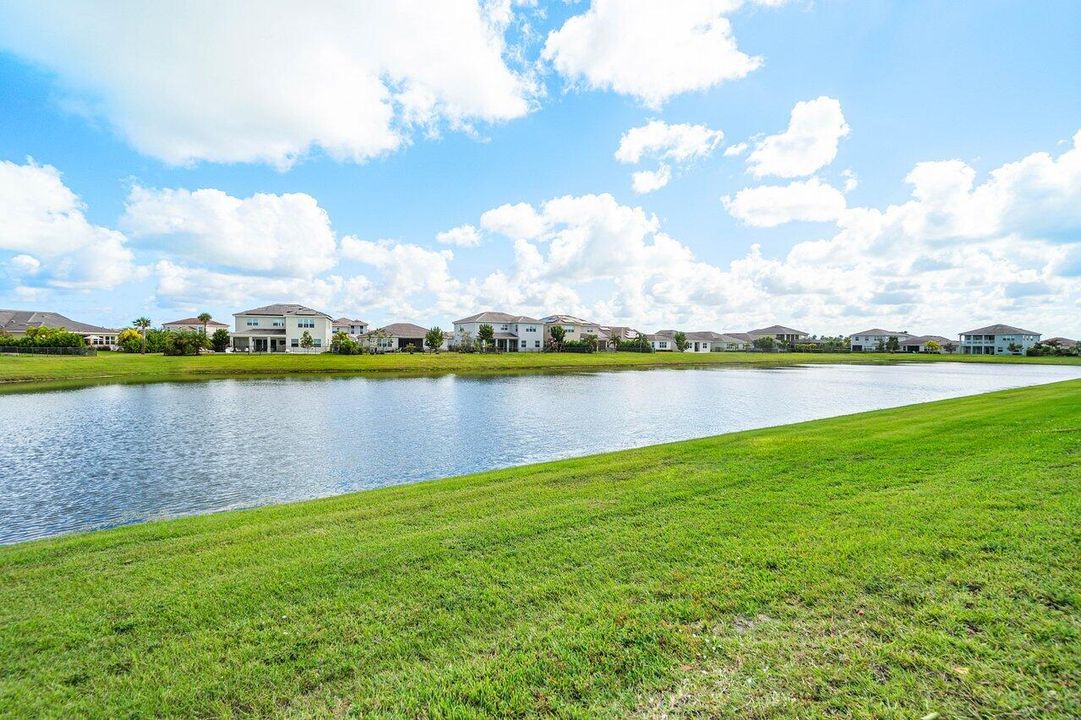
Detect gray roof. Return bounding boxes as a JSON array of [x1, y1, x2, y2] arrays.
[[851, 328, 908, 336], [747, 325, 809, 336], [235, 303, 331, 318], [370, 322, 429, 338], [454, 311, 542, 324], [1044, 337, 1076, 347], [542, 314, 596, 326], [901, 335, 952, 345], [0, 309, 118, 335], [332, 317, 367, 325], [722, 332, 754, 342], [961, 323, 1041, 336], [163, 317, 228, 327]]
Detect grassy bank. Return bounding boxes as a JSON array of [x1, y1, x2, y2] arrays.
[[1, 349, 1079, 390], [1, 382, 1079, 718]]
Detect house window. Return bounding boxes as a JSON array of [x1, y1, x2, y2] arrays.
[[297, 319, 315, 328], [314, 339, 322, 347], [272, 320, 284, 327], [520, 340, 526, 348], [246, 319, 259, 327], [535, 341, 541, 348], [291, 338, 299, 347]]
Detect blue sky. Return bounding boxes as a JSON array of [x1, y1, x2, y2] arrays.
[[1, 0, 1079, 336]]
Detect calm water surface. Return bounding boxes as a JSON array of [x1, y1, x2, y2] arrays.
[[1, 362, 1079, 543]]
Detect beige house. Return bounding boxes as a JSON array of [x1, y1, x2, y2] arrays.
[[0, 309, 120, 349], [162, 317, 229, 334], [452, 311, 544, 352], [230, 304, 333, 353], [332, 317, 369, 336], [746, 325, 810, 349], [542, 314, 602, 346]]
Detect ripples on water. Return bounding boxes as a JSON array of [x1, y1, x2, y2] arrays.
[[1, 362, 1078, 543]]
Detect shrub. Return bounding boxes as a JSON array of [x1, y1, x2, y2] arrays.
[[164, 331, 210, 356], [616, 338, 654, 353], [0, 326, 87, 348], [211, 328, 231, 352], [560, 339, 595, 353]]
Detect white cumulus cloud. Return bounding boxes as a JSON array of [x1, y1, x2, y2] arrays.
[[122, 187, 338, 277], [615, 120, 724, 193], [436, 224, 482, 247], [747, 96, 850, 178], [0, 159, 139, 291], [543, 0, 780, 107], [723, 177, 848, 227], [0, 2, 534, 168]]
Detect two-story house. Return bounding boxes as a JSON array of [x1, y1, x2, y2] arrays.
[[746, 325, 810, 349], [849, 328, 912, 352], [230, 303, 333, 353], [162, 317, 229, 335], [452, 311, 544, 352], [541, 314, 602, 347], [959, 324, 1041, 355], [331, 317, 369, 337]]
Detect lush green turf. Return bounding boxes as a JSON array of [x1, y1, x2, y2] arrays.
[[1, 349, 1078, 391], [1, 381, 1079, 718]]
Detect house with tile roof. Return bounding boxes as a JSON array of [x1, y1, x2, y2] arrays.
[[746, 325, 810, 349], [452, 311, 544, 352], [331, 317, 369, 337], [230, 303, 333, 353], [899, 335, 953, 353], [363, 323, 441, 352], [849, 328, 912, 352], [959, 324, 1041, 355], [0, 309, 120, 349], [162, 316, 230, 334]]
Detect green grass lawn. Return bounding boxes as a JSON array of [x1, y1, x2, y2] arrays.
[[1, 381, 1079, 718], [1, 349, 1079, 391]]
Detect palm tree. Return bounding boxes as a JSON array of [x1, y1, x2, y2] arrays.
[[197, 312, 212, 335], [133, 317, 151, 354]]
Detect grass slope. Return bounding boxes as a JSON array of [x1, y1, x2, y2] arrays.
[[1, 349, 1079, 390], [1, 381, 1080, 718]]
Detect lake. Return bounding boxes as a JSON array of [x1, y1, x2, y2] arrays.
[[1, 362, 1079, 543]]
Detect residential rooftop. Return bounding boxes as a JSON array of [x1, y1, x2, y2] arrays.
[[850, 328, 909, 336], [747, 325, 808, 336], [0, 309, 117, 335], [234, 304, 332, 318], [960, 324, 1041, 336], [164, 317, 228, 327], [454, 311, 542, 324]]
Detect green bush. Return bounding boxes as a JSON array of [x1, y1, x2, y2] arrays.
[[164, 331, 210, 356], [211, 328, 231, 352], [0, 326, 86, 348]]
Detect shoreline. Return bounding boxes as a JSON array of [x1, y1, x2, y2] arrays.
[[1, 349, 1079, 393], [1, 380, 1078, 716]]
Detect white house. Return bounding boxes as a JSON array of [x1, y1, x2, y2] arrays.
[[452, 311, 544, 352], [332, 317, 369, 337], [542, 314, 603, 347], [363, 323, 438, 352], [230, 304, 333, 353], [746, 325, 810, 349], [959, 324, 1041, 355], [900, 335, 952, 353], [849, 328, 912, 352], [0, 309, 120, 349], [162, 317, 229, 335], [646, 332, 674, 351]]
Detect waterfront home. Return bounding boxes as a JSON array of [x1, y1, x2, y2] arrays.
[[363, 323, 437, 352], [230, 303, 333, 353], [959, 324, 1041, 355], [452, 311, 544, 352], [162, 317, 229, 334], [597, 325, 641, 351], [332, 317, 369, 337], [746, 325, 810, 348], [1043, 337, 1076, 350], [646, 331, 675, 351], [0, 309, 120, 349], [849, 328, 912, 352], [542, 314, 603, 345], [900, 335, 952, 353], [717, 333, 753, 351]]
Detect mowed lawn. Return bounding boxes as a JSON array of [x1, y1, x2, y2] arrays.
[[1, 349, 1079, 389], [1, 382, 1079, 718]]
